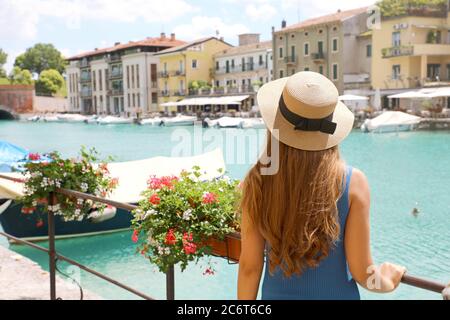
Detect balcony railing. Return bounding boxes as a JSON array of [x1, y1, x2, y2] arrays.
[[80, 89, 92, 98], [160, 90, 170, 97], [172, 70, 186, 77], [173, 90, 186, 96], [284, 56, 298, 64], [106, 55, 121, 63], [158, 71, 169, 78], [108, 88, 124, 96], [109, 71, 123, 79], [80, 75, 92, 83], [0, 173, 448, 301], [79, 60, 90, 68], [312, 52, 326, 62], [382, 46, 414, 58]]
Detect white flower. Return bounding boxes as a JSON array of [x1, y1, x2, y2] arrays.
[[164, 248, 170, 255], [74, 209, 81, 216], [182, 209, 193, 221], [158, 246, 165, 255], [77, 198, 84, 205], [143, 209, 157, 219], [80, 183, 88, 192]]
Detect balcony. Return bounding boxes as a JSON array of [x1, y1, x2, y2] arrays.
[[108, 88, 124, 96], [80, 75, 92, 83], [79, 60, 90, 68], [158, 71, 169, 78], [106, 55, 121, 63], [80, 89, 92, 98], [173, 90, 186, 96], [312, 52, 326, 62], [160, 90, 170, 97], [284, 56, 297, 65], [382, 46, 414, 58], [109, 70, 123, 79], [172, 70, 186, 77]]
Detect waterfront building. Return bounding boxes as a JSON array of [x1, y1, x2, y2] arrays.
[[272, 7, 372, 95], [213, 34, 273, 107], [371, 2, 450, 109], [66, 33, 186, 117], [154, 37, 233, 114]]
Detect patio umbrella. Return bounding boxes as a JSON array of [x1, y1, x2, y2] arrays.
[[338, 94, 369, 101], [373, 89, 381, 111], [388, 91, 430, 99]]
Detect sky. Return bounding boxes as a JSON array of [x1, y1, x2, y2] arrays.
[[0, 0, 376, 73]]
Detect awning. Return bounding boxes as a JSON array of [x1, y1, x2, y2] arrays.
[[339, 94, 369, 101], [175, 95, 250, 106], [419, 87, 450, 98], [388, 91, 431, 99]]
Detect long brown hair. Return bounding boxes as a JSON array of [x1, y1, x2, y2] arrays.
[[240, 132, 345, 277]]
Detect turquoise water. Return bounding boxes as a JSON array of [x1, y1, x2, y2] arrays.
[[1, 121, 449, 300]]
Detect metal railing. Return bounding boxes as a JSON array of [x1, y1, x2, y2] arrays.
[[0, 173, 448, 300]]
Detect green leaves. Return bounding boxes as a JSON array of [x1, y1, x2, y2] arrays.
[[14, 43, 67, 75]]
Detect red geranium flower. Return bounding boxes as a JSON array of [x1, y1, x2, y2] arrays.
[[183, 242, 197, 255], [203, 268, 215, 276], [202, 192, 218, 204], [21, 207, 36, 214], [36, 219, 44, 228], [165, 229, 177, 245], [183, 232, 193, 242], [28, 153, 41, 161], [132, 230, 139, 243], [149, 194, 161, 205]]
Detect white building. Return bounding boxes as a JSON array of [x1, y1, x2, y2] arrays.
[[66, 33, 186, 117], [213, 34, 273, 106]]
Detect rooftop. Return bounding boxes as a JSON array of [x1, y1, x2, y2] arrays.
[[67, 34, 187, 61], [276, 7, 369, 33], [215, 40, 272, 57], [155, 37, 233, 56]]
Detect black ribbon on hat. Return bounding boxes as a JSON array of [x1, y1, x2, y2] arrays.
[[279, 95, 337, 135]]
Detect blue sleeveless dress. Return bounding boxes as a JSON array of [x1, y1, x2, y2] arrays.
[[261, 166, 360, 300]]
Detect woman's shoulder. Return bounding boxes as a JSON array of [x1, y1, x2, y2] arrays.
[[348, 167, 370, 202]]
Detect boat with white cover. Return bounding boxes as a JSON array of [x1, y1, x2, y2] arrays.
[[161, 115, 196, 127], [41, 115, 60, 122], [139, 117, 162, 126], [97, 116, 133, 125], [241, 118, 266, 129], [57, 114, 88, 123], [0, 148, 226, 242], [361, 111, 422, 133], [205, 116, 244, 128]]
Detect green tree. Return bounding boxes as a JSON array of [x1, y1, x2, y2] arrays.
[[35, 69, 64, 95], [8, 66, 33, 85], [0, 48, 7, 78], [14, 43, 67, 75]]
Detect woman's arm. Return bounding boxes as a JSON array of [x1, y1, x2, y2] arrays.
[[237, 209, 265, 300], [345, 168, 406, 293]]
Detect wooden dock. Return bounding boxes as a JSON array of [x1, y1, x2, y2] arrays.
[[0, 245, 101, 300]]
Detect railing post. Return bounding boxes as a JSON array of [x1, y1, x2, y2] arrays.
[[48, 192, 57, 300], [166, 265, 175, 300]]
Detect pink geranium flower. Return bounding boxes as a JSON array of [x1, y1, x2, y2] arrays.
[[202, 192, 218, 204], [28, 153, 41, 161], [149, 194, 161, 205], [132, 230, 139, 243], [183, 242, 197, 255]]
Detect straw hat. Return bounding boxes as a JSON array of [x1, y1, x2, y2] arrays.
[[257, 71, 354, 151]]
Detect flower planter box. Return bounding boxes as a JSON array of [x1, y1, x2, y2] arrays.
[[207, 233, 241, 263]]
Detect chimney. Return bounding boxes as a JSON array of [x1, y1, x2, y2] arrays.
[[271, 26, 275, 34], [220, 36, 224, 42], [94, 48, 98, 51], [281, 20, 287, 29], [114, 42, 121, 46], [170, 33, 175, 41], [161, 32, 166, 39], [238, 33, 260, 46]]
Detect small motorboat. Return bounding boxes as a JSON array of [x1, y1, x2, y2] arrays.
[[0, 149, 225, 242], [85, 115, 99, 124], [139, 117, 162, 126], [361, 111, 422, 133], [57, 114, 88, 123], [97, 116, 133, 125], [241, 118, 266, 129], [204, 117, 244, 128], [41, 114, 60, 122], [161, 115, 197, 127], [26, 115, 40, 122]]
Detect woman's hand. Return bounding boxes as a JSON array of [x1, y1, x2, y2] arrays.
[[375, 262, 407, 293]]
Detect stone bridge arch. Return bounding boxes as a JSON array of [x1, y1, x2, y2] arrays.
[[0, 106, 17, 120]]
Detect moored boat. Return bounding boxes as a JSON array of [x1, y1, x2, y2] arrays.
[[161, 115, 196, 127], [241, 118, 266, 129], [139, 117, 162, 126], [361, 111, 422, 133], [204, 116, 244, 128], [57, 114, 88, 123], [0, 149, 226, 242], [97, 116, 133, 125]]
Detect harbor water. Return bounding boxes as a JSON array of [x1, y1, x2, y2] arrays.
[[1, 121, 449, 300]]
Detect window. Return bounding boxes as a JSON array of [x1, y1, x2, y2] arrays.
[[279, 47, 284, 59], [163, 62, 167, 72], [392, 32, 401, 47], [392, 65, 401, 80], [332, 38, 338, 52], [259, 55, 263, 66], [231, 59, 235, 69], [242, 58, 246, 71], [319, 65, 324, 74], [151, 92, 158, 104], [318, 41, 324, 54], [305, 32, 309, 36], [427, 64, 441, 80], [136, 93, 140, 107], [291, 45, 296, 59], [319, 29, 323, 34], [226, 60, 230, 73], [132, 93, 135, 107], [92, 71, 96, 91], [99, 70, 103, 91], [136, 64, 140, 88], [216, 61, 219, 70], [127, 94, 131, 108], [304, 67, 309, 71], [126, 66, 130, 89], [447, 64, 450, 80], [279, 70, 284, 78], [131, 65, 135, 89], [332, 63, 338, 80], [304, 43, 309, 56], [192, 59, 198, 68], [291, 69, 296, 75], [179, 60, 184, 72], [367, 44, 372, 58]]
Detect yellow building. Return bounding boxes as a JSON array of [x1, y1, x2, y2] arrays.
[[372, 8, 450, 95], [155, 37, 233, 113]]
